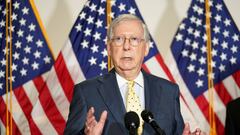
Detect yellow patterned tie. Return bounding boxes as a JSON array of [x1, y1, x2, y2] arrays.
[[126, 81, 143, 135]]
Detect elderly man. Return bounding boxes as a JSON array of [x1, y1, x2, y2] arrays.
[[64, 14, 203, 135]]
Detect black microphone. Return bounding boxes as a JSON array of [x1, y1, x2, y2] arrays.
[[124, 111, 140, 135], [141, 110, 166, 135]]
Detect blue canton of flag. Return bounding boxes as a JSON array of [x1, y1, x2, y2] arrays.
[[69, 0, 159, 79], [0, 0, 54, 95], [171, 0, 240, 98]]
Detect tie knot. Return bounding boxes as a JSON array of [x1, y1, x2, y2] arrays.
[[128, 81, 134, 88]]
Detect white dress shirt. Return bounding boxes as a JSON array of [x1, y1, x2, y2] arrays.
[[116, 72, 145, 110]]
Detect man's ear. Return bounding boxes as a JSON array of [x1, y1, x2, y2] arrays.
[[144, 42, 150, 56], [107, 42, 111, 57]]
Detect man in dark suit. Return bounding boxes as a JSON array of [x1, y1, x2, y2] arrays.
[[64, 14, 203, 135], [225, 97, 240, 135]]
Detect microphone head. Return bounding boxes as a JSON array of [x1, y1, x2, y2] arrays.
[[141, 110, 154, 123], [124, 111, 140, 130]]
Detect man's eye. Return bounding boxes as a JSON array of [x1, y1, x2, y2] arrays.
[[115, 37, 123, 41], [131, 37, 138, 41]]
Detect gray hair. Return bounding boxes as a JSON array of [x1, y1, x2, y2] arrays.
[[107, 14, 150, 42]]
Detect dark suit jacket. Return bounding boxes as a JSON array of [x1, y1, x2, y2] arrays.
[[64, 69, 184, 135], [225, 97, 240, 135]]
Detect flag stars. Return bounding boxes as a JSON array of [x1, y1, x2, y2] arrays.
[[12, 63, 18, 71], [190, 53, 197, 61], [184, 38, 191, 45], [79, 12, 86, 19], [192, 41, 199, 49], [13, 52, 20, 60], [230, 57, 237, 64], [202, 34, 207, 41], [219, 64, 225, 72], [223, 30, 229, 38], [87, 16, 94, 24], [212, 37, 219, 46], [98, 7, 105, 15], [0, 70, 5, 78], [15, 40, 22, 48], [91, 44, 99, 53], [214, 14, 221, 22], [75, 23, 82, 32], [0, 20, 5, 27], [231, 45, 237, 53], [1, 58, 6, 66], [34, 51, 41, 59], [149, 41, 154, 48], [197, 68, 205, 76], [179, 23, 185, 30], [13, 1, 20, 9], [232, 34, 239, 41], [22, 57, 29, 65], [36, 40, 43, 47], [93, 32, 101, 41], [220, 52, 227, 61], [95, 19, 103, 28], [84, 28, 92, 36], [32, 62, 39, 70], [22, 7, 29, 15], [118, 3, 126, 12], [196, 79, 203, 88], [181, 49, 188, 57], [24, 46, 31, 53], [128, 7, 136, 14], [187, 27, 193, 34], [17, 29, 24, 37], [187, 64, 195, 73], [190, 16, 196, 23], [101, 49, 108, 57], [88, 56, 97, 65], [26, 34, 33, 42], [44, 56, 51, 64], [11, 13, 17, 21], [224, 18, 231, 27], [215, 3, 222, 11], [199, 56, 206, 65], [193, 30, 200, 38], [89, 3, 97, 12], [19, 18, 26, 26], [99, 61, 107, 70], [221, 41, 228, 49], [20, 68, 27, 76], [29, 23, 36, 31], [81, 40, 89, 49], [195, 19, 202, 27], [213, 26, 220, 34], [175, 33, 183, 41], [211, 49, 217, 57]]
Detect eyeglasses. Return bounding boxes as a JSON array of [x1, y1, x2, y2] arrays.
[[111, 36, 145, 46]]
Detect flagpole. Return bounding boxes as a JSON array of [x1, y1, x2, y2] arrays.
[[107, 0, 112, 71], [205, 0, 216, 134]]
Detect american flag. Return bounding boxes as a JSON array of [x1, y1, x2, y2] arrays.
[[169, 0, 240, 134], [0, 0, 196, 134], [0, 0, 55, 134]]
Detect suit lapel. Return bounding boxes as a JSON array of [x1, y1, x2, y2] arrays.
[[143, 70, 151, 110], [97, 70, 126, 133]]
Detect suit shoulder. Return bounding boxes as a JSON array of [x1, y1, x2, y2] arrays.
[[74, 72, 112, 89], [147, 73, 178, 87]]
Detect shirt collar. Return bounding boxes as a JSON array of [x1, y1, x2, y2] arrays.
[[116, 71, 144, 88]]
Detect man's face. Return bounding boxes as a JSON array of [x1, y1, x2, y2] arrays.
[[107, 20, 149, 74]]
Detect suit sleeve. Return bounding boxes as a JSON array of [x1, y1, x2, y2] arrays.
[[174, 85, 184, 135], [64, 85, 87, 135]]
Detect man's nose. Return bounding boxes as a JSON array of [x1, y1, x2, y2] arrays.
[[123, 38, 131, 50]]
